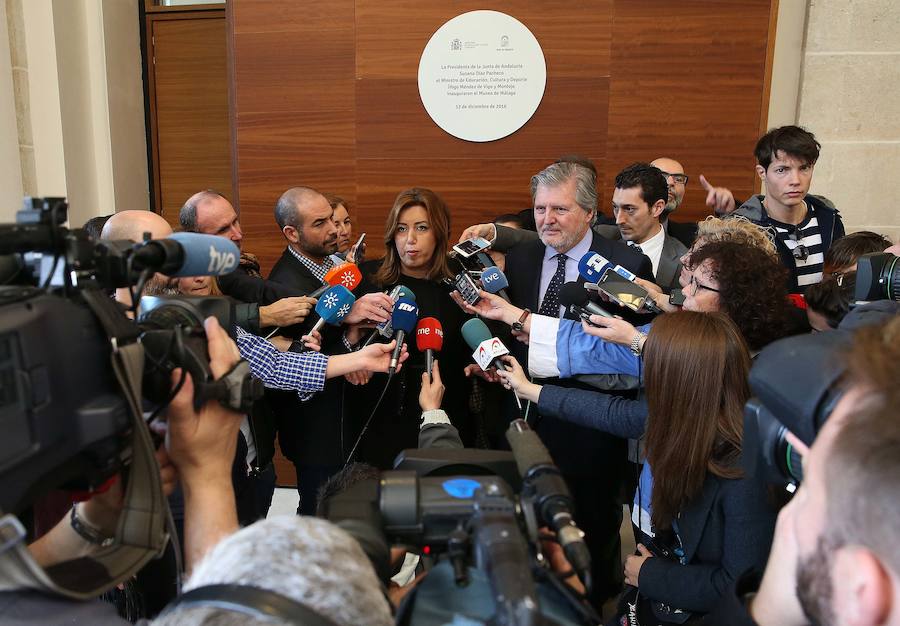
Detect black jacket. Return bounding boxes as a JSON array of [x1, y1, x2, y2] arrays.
[[218, 262, 306, 305], [267, 249, 350, 466], [665, 218, 699, 249]]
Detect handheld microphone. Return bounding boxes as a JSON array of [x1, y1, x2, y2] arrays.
[[461, 318, 522, 410], [131, 232, 240, 277], [506, 419, 592, 588], [558, 281, 614, 323], [415, 317, 443, 380], [578, 252, 612, 284], [359, 285, 417, 348], [308, 262, 362, 298], [388, 298, 419, 375], [480, 266, 511, 302], [306, 284, 357, 336]]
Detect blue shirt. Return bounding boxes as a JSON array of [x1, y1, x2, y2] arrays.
[[555, 318, 652, 378], [234, 326, 327, 400], [538, 228, 594, 318]]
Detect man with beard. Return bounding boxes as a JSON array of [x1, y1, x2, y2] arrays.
[[266, 186, 393, 515], [709, 316, 900, 626]]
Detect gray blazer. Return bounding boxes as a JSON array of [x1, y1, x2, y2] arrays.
[[593, 224, 687, 292]]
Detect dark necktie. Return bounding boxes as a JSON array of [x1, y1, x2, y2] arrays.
[[629, 241, 643, 253], [538, 253, 567, 317]]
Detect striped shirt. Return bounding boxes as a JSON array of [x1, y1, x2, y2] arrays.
[[770, 209, 824, 289], [234, 326, 327, 400]]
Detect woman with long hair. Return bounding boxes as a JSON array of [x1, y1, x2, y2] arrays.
[[497, 311, 776, 619], [348, 188, 474, 468]]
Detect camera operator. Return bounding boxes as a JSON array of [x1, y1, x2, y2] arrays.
[[709, 315, 900, 626], [0, 317, 247, 625]]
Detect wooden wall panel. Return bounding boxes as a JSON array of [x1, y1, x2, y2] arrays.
[[228, 1, 775, 485], [603, 0, 774, 222], [150, 14, 231, 227]]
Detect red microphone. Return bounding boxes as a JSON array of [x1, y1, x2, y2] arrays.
[[309, 262, 363, 298], [415, 317, 443, 381]]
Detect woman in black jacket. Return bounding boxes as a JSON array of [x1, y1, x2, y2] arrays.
[[347, 188, 475, 469], [498, 311, 777, 620]]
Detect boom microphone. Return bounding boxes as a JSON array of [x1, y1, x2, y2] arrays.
[[131, 232, 240, 277], [415, 317, 443, 380], [388, 298, 419, 375], [506, 419, 592, 588], [461, 318, 522, 410], [558, 281, 614, 323], [480, 266, 511, 302], [309, 262, 363, 298]]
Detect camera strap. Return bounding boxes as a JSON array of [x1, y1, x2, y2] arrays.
[[0, 287, 171, 600]]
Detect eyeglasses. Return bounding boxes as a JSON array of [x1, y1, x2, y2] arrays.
[[788, 227, 809, 261], [689, 274, 721, 295], [659, 171, 689, 185]]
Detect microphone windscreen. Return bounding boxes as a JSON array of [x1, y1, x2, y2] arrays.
[[394, 284, 416, 301], [505, 424, 556, 477], [325, 263, 362, 291], [391, 298, 419, 334], [578, 252, 611, 283], [314, 284, 356, 324], [167, 232, 240, 277], [415, 317, 444, 352], [558, 281, 591, 309], [461, 318, 492, 351], [480, 266, 509, 294]]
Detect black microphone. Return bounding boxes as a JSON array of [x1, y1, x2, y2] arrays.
[[506, 419, 592, 588], [558, 281, 614, 324], [388, 299, 418, 375]]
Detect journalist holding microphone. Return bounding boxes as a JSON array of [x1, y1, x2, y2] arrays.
[[495, 311, 777, 619]]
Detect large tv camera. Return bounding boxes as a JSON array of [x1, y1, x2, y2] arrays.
[[855, 252, 899, 303], [321, 420, 599, 626], [0, 198, 260, 600]]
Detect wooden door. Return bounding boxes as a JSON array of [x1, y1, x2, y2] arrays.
[[147, 11, 232, 229]]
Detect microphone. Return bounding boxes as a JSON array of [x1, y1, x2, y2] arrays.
[[461, 318, 522, 410], [577, 251, 612, 284], [388, 298, 419, 375], [131, 232, 240, 277], [558, 281, 614, 323], [480, 266, 511, 302], [359, 285, 418, 348], [308, 262, 363, 298], [306, 284, 357, 336], [506, 419, 592, 587], [415, 317, 443, 380]]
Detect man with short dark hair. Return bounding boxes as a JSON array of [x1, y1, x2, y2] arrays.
[[594, 163, 688, 291], [266, 186, 393, 515], [732, 125, 845, 293]]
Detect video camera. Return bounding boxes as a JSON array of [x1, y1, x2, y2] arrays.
[[855, 252, 899, 303], [0, 198, 261, 599], [321, 420, 598, 626]]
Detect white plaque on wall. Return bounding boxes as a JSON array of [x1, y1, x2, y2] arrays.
[[417, 10, 547, 143]]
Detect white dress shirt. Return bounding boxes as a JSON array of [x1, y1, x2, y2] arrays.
[[631, 223, 666, 278]]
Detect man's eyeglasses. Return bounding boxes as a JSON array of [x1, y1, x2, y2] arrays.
[[689, 274, 721, 295], [659, 171, 689, 185], [788, 227, 809, 261]]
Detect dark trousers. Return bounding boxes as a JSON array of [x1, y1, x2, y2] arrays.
[[234, 462, 277, 526], [294, 463, 342, 516]]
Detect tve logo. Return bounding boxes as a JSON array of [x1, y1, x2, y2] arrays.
[[482, 272, 500, 284], [208, 245, 237, 273], [398, 302, 416, 312]]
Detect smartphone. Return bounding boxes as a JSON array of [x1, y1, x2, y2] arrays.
[[597, 267, 650, 312], [452, 237, 492, 259], [349, 232, 366, 264], [453, 271, 482, 305], [669, 288, 686, 307]]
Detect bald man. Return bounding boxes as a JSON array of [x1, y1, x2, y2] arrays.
[[101, 210, 175, 306]]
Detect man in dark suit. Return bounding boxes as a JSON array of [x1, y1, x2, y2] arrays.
[[597, 162, 688, 292], [496, 161, 654, 606], [265, 187, 394, 515]]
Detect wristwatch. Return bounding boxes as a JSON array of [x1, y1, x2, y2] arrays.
[[630, 331, 647, 356], [70, 505, 115, 547], [512, 309, 531, 332]]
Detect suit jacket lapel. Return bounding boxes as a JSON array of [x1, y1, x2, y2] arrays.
[[527, 241, 545, 311], [656, 234, 683, 289]]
